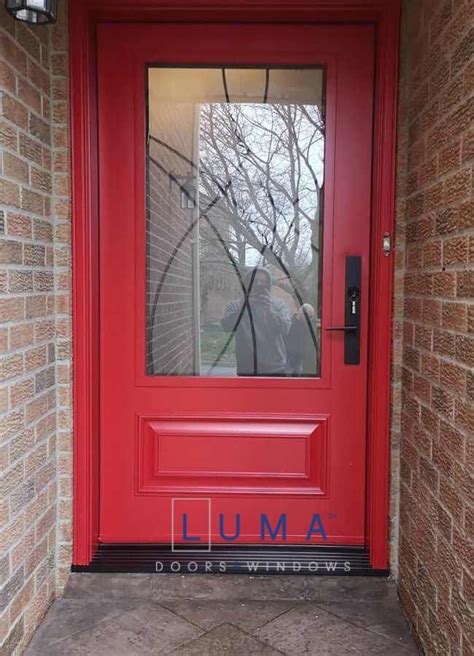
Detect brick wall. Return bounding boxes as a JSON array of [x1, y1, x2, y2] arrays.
[[396, 0, 473, 653], [1, 1, 472, 653], [0, 3, 72, 654]]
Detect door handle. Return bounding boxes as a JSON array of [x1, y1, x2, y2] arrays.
[[326, 256, 361, 365], [326, 325, 358, 332]]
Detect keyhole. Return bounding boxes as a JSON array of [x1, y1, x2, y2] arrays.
[[348, 287, 358, 315]]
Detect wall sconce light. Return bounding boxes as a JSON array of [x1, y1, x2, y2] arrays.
[[5, 0, 57, 24]]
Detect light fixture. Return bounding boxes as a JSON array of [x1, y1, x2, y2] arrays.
[[179, 177, 196, 210], [5, 0, 57, 24]]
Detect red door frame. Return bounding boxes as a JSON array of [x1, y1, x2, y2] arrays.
[[69, 0, 400, 570]]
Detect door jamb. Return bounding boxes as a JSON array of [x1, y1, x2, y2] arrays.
[[69, 0, 400, 570]]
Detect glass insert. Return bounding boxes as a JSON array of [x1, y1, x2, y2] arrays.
[[146, 68, 325, 377]]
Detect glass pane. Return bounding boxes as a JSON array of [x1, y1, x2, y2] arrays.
[[146, 68, 324, 377]]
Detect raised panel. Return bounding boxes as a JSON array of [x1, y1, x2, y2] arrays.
[[137, 415, 328, 496], [157, 434, 308, 476]]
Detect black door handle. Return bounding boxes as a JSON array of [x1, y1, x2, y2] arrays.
[[327, 256, 361, 365], [326, 325, 358, 332]]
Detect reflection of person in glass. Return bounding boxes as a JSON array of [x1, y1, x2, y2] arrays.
[[221, 267, 291, 376], [286, 303, 315, 375]]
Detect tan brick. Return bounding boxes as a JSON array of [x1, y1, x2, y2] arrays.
[[53, 173, 69, 196], [43, 195, 52, 219], [0, 409, 24, 443], [0, 385, 8, 412], [433, 329, 456, 357], [54, 246, 70, 267], [421, 353, 440, 380], [15, 23, 42, 61], [455, 398, 474, 434], [0, 119, 18, 150], [445, 168, 472, 205], [9, 269, 33, 293], [415, 324, 432, 350], [35, 412, 55, 440], [42, 144, 52, 171], [31, 167, 52, 194], [43, 96, 52, 124], [407, 245, 422, 269], [452, 26, 474, 77], [24, 244, 46, 267], [0, 237, 22, 263], [413, 375, 431, 404], [433, 271, 456, 297], [19, 133, 42, 165], [25, 394, 49, 425], [424, 182, 444, 212], [52, 101, 69, 125], [442, 302, 468, 331], [462, 130, 473, 165], [52, 125, 68, 150], [1, 94, 28, 130], [443, 236, 469, 265], [456, 335, 474, 368], [1, 33, 27, 76], [439, 74, 465, 115], [51, 78, 68, 102], [27, 59, 49, 95], [9, 578, 35, 627], [436, 207, 460, 236], [439, 361, 467, 394], [51, 53, 67, 77], [54, 222, 70, 243], [0, 352, 23, 382], [24, 345, 47, 371], [456, 271, 474, 299], [55, 295, 70, 314], [33, 219, 53, 242], [458, 199, 474, 230], [422, 299, 442, 325], [9, 322, 34, 350], [25, 295, 48, 319], [52, 150, 69, 173], [56, 363, 70, 385], [0, 461, 24, 498], [21, 188, 44, 214], [0, 177, 20, 207], [17, 78, 42, 115], [7, 212, 32, 239], [0, 60, 16, 95], [3, 151, 29, 184], [25, 444, 48, 479], [52, 196, 70, 219], [422, 240, 442, 267], [33, 319, 54, 343], [0, 297, 24, 323], [29, 114, 51, 145]]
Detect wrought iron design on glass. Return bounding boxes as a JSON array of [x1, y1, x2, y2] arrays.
[[146, 68, 325, 377]]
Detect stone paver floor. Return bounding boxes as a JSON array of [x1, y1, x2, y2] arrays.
[[26, 575, 419, 655]]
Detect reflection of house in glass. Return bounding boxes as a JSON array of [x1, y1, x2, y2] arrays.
[[146, 68, 324, 377], [146, 102, 198, 376]]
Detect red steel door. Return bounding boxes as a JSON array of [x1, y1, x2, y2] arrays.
[[98, 23, 374, 546]]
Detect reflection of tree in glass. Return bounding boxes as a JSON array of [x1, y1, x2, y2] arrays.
[[198, 102, 324, 317], [199, 200, 241, 316]]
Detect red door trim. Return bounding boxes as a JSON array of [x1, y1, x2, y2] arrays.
[[69, 0, 400, 569]]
